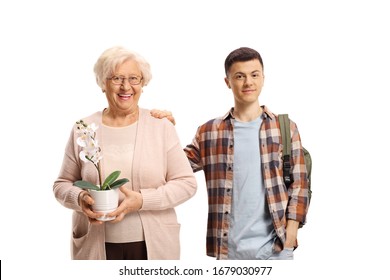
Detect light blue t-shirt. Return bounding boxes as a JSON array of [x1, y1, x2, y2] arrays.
[[228, 117, 275, 259]]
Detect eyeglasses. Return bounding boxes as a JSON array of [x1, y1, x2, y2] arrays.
[[107, 75, 143, 85]]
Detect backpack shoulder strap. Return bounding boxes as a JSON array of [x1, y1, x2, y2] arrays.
[[279, 114, 291, 156], [279, 114, 292, 186]]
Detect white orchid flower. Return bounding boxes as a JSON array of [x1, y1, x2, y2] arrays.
[[79, 150, 89, 163], [76, 136, 87, 147], [74, 119, 130, 191], [89, 123, 98, 132]]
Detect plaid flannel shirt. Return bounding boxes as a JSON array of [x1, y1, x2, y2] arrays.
[[184, 106, 309, 259]]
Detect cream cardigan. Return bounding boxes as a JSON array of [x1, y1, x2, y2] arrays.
[[53, 108, 197, 259]]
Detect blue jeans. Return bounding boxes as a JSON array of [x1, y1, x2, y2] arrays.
[[249, 239, 294, 260], [227, 238, 294, 260], [267, 247, 294, 260]]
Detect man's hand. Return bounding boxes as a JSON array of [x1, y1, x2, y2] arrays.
[[285, 220, 299, 248], [150, 109, 176, 125]]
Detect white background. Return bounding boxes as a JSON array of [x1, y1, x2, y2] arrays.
[[0, 0, 389, 279]]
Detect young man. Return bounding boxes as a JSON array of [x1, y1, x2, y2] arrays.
[[153, 47, 309, 260]]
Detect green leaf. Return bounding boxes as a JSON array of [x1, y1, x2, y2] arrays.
[[109, 178, 130, 190], [102, 170, 121, 190], [73, 180, 100, 190]]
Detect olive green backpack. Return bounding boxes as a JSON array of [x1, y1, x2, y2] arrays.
[[279, 114, 312, 202]]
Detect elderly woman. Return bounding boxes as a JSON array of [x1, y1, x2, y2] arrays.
[[53, 46, 197, 260]]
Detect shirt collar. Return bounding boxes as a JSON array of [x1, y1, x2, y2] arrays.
[[223, 105, 275, 121]]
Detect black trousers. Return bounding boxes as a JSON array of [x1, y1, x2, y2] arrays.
[[105, 241, 147, 260]]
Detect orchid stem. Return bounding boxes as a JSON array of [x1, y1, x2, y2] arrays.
[[97, 163, 103, 189]]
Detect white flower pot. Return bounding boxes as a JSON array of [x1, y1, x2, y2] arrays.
[[89, 188, 119, 221]]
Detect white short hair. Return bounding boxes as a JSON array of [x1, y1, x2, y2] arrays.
[[93, 46, 152, 90]]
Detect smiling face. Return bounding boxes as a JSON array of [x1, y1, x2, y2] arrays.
[[104, 59, 143, 115], [224, 59, 264, 107]]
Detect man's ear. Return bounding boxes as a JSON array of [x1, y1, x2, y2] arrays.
[[224, 77, 231, 89]]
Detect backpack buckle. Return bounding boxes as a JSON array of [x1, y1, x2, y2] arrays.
[[283, 155, 292, 186]]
